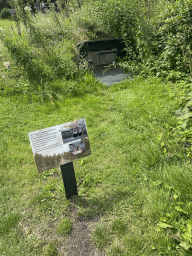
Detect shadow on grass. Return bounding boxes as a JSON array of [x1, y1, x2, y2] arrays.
[[69, 189, 134, 220], [0, 212, 20, 236]]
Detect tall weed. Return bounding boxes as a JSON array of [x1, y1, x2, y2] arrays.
[[0, 8, 85, 87]]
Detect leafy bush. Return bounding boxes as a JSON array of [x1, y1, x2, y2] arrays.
[[155, 0, 192, 76], [0, 8, 11, 19], [118, 0, 192, 82], [78, 0, 146, 54], [135, 0, 192, 81]]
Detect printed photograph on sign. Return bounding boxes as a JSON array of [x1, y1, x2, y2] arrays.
[[69, 140, 85, 156], [60, 119, 87, 143], [28, 119, 91, 173]]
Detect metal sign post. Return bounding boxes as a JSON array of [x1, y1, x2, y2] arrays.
[[60, 162, 78, 199]]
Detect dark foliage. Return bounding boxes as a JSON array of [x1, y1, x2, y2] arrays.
[[0, 7, 11, 19]]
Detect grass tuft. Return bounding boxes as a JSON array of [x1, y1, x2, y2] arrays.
[[111, 218, 127, 236], [56, 217, 73, 236], [42, 241, 58, 256], [92, 223, 109, 249], [0, 213, 20, 235]]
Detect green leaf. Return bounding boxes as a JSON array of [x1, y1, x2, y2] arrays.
[[153, 180, 162, 186], [173, 194, 179, 200], [179, 112, 192, 120], [157, 222, 173, 229], [175, 206, 187, 214], [179, 241, 191, 250], [80, 159, 85, 165], [187, 219, 192, 227], [164, 184, 173, 191], [186, 222, 192, 234]]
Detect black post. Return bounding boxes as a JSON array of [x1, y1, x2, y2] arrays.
[[60, 162, 78, 199]]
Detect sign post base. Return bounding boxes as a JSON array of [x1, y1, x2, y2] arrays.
[[60, 162, 78, 199]]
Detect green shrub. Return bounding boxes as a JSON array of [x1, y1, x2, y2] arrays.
[[71, 0, 156, 64], [156, 1, 192, 71], [0, 8, 11, 19], [147, 0, 192, 80], [119, 0, 192, 82], [80, 0, 143, 52]]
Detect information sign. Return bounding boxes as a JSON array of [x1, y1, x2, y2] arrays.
[[28, 119, 91, 172]]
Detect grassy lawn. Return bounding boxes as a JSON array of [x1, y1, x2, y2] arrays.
[[1, 73, 192, 255], [0, 19, 14, 30], [1, 5, 192, 254]]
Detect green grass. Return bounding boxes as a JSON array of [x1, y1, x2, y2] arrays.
[[0, 18, 14, 30], [0, 5, 192, 255], [42, 241, 58, 256], [1, 74, 192, 255], [56, 218, 73, 236]]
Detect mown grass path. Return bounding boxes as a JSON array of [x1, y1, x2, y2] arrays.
[[0, 77, 191, 255]]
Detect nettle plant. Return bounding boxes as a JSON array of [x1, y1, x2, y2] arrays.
[[120, 0, 192, 81], [155, 0, 192, 80]]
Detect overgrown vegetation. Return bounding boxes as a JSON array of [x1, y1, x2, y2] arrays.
[[0, 7, 11, 19], [1, 0, 192, 255]]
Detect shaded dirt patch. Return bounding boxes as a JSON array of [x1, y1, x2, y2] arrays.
[[59, 218, 105, 256], [58, 197, 105, 256]]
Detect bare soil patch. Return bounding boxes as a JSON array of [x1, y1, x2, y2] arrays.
[[59, 218, 105, 256], [58, 198, 105, 256]]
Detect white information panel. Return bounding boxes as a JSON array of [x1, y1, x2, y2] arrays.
[[28, 119, 91, 172]]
